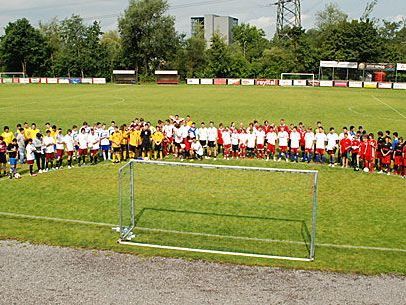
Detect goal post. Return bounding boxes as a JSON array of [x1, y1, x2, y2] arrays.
[[118, 160, 319, 262]]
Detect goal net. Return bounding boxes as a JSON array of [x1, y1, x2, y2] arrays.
[[118, 160, 318, 262], [280, 73, 316, 86]]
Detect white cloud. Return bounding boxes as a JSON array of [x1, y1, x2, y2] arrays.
[[247, 16, 275, 29], [391, 15, 406, 23]]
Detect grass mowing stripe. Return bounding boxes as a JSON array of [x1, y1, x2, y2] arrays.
[[2, 211, 405, 253]]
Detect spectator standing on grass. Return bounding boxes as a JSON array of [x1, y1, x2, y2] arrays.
[[43, 130, 55, 171], [393, 138, 404, 176], [26, 138, 37, 176], [55, 128, 65, 169], [207, 121, 218, 160], [304, 128, 315, 163], [33, 133, 44, 173], [351, 134, 361, 170], [198, 122, 208, 157], [140, 124, 152, 160], [326, 128, 339, 167], [289, 126, 301, 163], [16, 128, 26, 164], [0, 136, 7, 177], [339, 133, 352, 168], [277, 127, 289, 162], [152, 126, 164, 160], [315, 127, 327, 164], [64, 129, 75, 169], [77, 128, 89, 167], [1, 126, 14, 145], [7, 138, 18, 178], [109, 126, 122, 163]]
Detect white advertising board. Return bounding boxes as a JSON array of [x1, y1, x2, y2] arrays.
[[40, 78, 47, 84], [279, 79, 293, 86], [200, 78, 213, 85], [396, 63, 406, 71], [319, 80, 333, 87], [186, 78, 200, 85], [241, 79, 255, 86], [58, 78, 70, 84], [81, 78, 93, 84], [293, 79, 307, 86], [2, 78, 12, 84], [47, 78, 58, 84], [93, 78, 106, 84], [378, 82, 392, 89], [227, 79, 241, 85], [19, 78, 30, 84], [320, 61, 358, 69], [30, 78, 41, 84], [348, 81, 363, 88], [393, 83, 406, 90]]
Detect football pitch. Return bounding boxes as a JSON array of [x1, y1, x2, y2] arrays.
[[0, 84, 405, 275]]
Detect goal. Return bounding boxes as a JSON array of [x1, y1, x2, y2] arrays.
[[118, 160, 318, 262], [280, 73, 316, 86]]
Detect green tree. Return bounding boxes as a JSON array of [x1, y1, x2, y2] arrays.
[[0, 18, 50, 76], [205, 33, 233, 77], [52, 15, 108, 78], [232, 23, 269, 62], [185, 24, 206, 77], [118, 0, 180, 78], [315, 3, 348, 29], [101, 30, 124, 73]]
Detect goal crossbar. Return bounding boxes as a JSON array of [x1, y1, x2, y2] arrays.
[[118, 160, 319, 262]]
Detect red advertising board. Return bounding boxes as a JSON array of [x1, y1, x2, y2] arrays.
[[214, 78, 227, 85]]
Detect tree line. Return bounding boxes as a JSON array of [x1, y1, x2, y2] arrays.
[[0, 0, 405, 81]]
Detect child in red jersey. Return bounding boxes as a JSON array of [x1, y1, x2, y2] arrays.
[[380, 136, 392, 175], [217, 123, 224, 156], [359, 136, 368, 170], [393, 138, 403, 176], [351, 133, 361, 171], [403, 141, 406, 178], [366, 133, 377, 173], [339, 133, 352, 168]]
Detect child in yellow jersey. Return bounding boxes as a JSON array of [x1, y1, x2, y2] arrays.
[[50, 125, 58, 139], [1, 126, 14, 145], [109, 126, 123, 163], [120, 125, 129, 161], [152, 126, 165, 160], [28, 123, 40, 140], [128, 125, 142, 159]]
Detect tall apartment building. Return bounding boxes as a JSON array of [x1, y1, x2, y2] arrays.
[[191, 14, 239, 47]]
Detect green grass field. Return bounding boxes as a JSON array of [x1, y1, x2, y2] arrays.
[[0, 84, 405, 275]]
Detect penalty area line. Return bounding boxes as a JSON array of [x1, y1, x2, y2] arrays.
[[372, 95, 406, 119], [0, 211, 405, 254]]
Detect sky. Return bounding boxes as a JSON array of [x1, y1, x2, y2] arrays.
[[0, 0, 405, 37]]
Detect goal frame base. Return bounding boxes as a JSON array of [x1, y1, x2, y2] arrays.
[[118, 239, 314, 262]]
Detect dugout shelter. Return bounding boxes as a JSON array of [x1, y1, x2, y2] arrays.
[[155, 70, 179, 85], [113, 70, 136, 84]]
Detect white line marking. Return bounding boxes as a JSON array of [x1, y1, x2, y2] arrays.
[[0, 212, 115, 227], [1, 212, 405, 253], [372, 95, 406, 119], [118, 240, 314, 262]]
